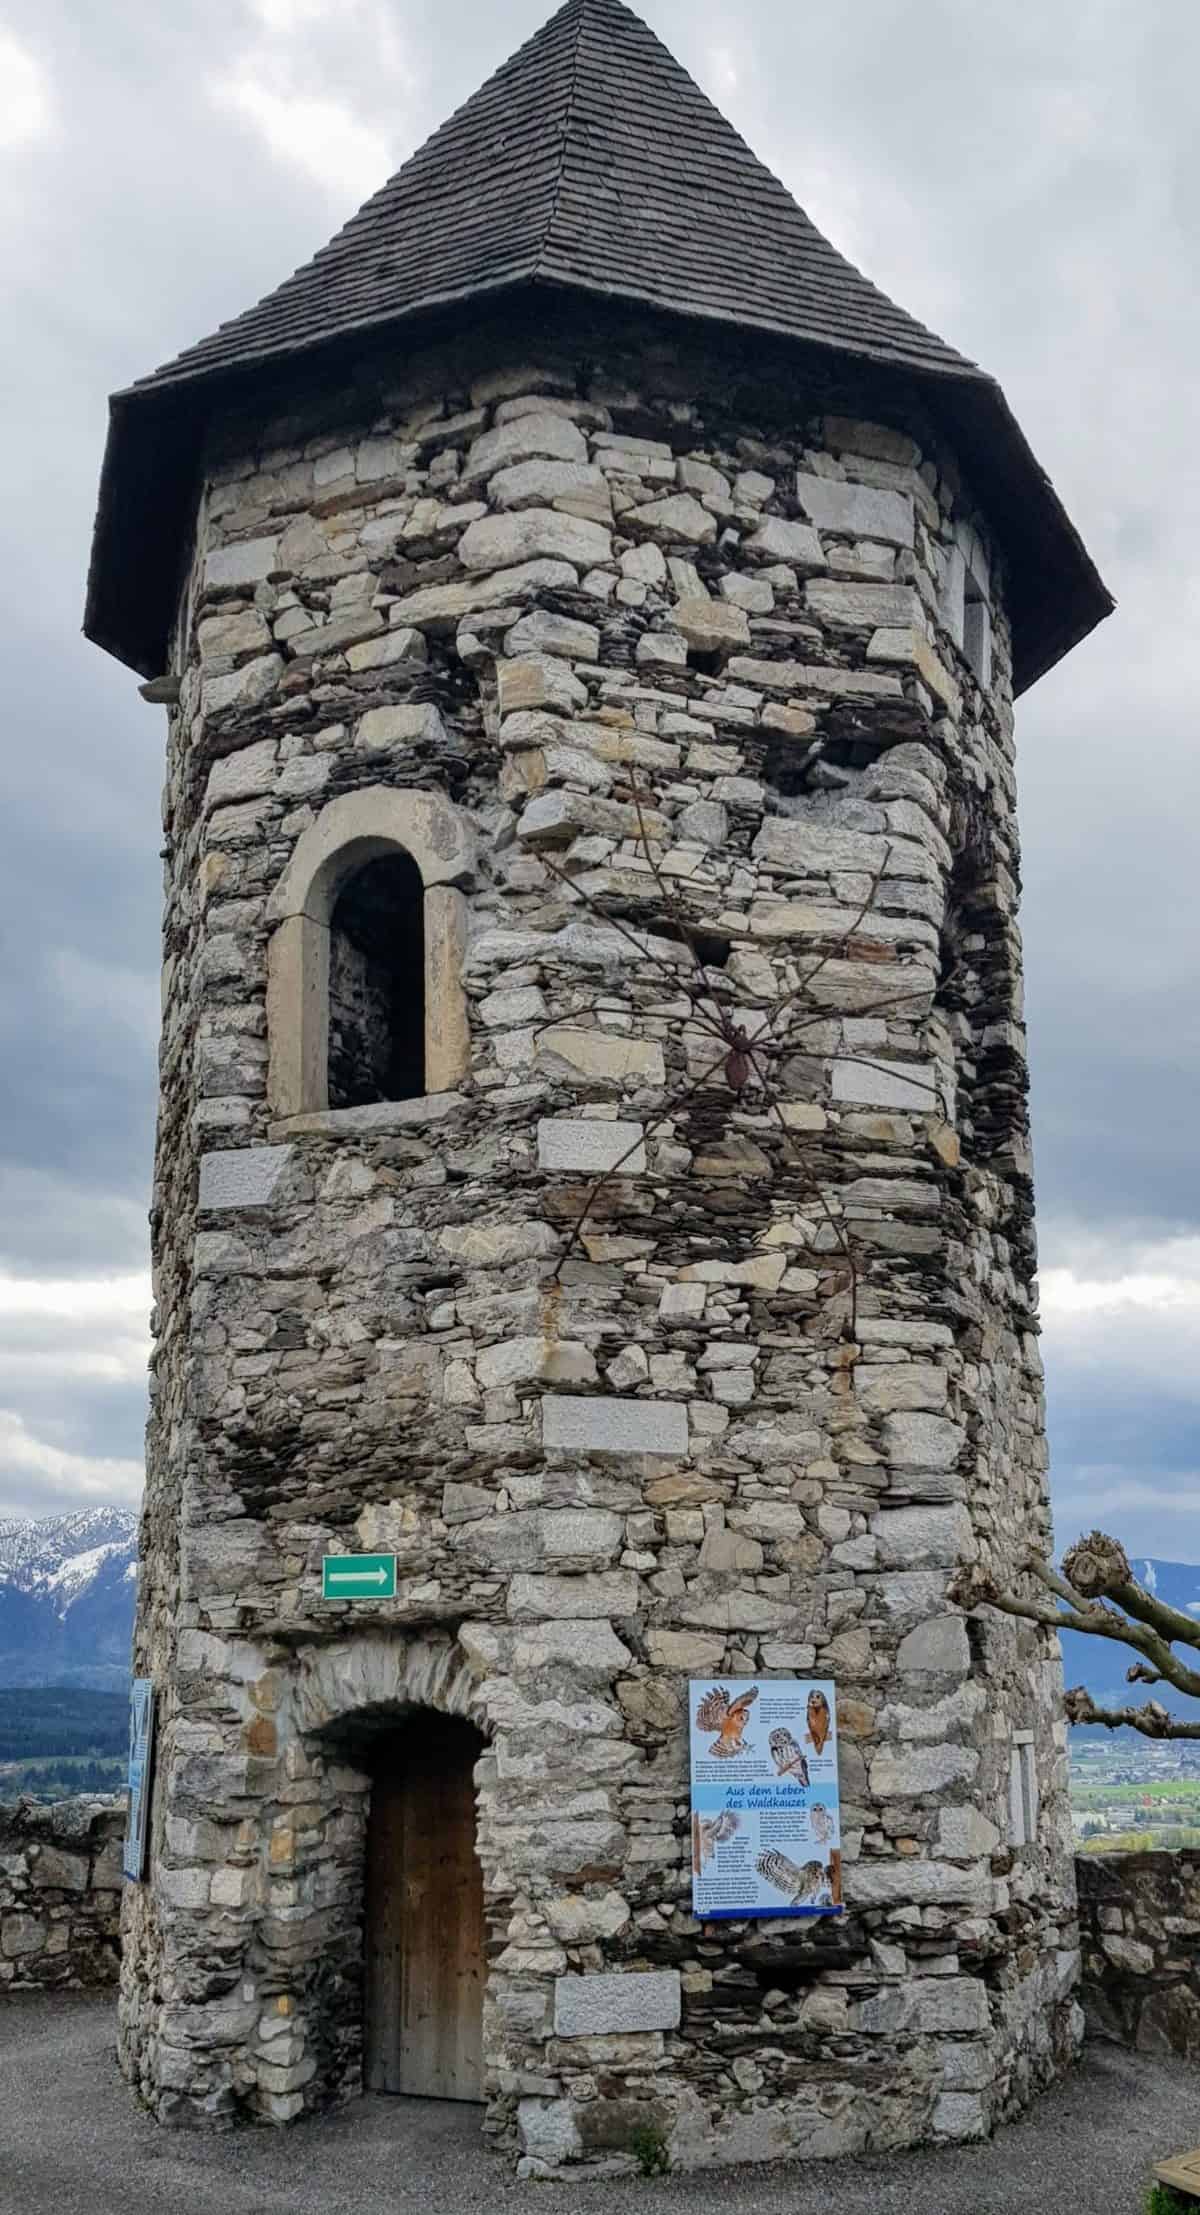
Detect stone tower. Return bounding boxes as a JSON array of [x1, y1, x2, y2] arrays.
[[86, 0, 1111, 2173]]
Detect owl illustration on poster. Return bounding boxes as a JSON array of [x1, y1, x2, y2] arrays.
[[694, 1683, 758, 1758], [805, 1689, 832, 1756], [768, 1727, 809, 1786]]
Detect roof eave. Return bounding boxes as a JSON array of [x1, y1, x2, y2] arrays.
[[85, 273, 1113, 692]]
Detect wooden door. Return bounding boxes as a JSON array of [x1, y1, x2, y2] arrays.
[[365, 1714, 485, 2101]]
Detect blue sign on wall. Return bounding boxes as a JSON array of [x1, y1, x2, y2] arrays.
[[124, 1678, 156, 1883]]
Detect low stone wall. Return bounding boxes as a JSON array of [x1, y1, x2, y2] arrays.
[[1076, 1848, 1200, 2060], [0, 1795, 125, 1990]]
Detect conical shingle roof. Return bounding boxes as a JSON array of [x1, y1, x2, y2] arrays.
[[139, 0, 974, 392], [85, 0, 1111, 687]]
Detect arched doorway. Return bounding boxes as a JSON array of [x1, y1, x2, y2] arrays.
[[364, 1710, 486, 2102]]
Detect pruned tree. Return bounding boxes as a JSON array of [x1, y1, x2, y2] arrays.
[[953, 1532, 1200, 1741]]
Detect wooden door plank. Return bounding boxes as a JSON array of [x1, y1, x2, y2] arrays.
[[364, 1770, 404, 2093], [364, 1716, 485, 2103]]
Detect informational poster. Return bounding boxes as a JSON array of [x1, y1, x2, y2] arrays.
[[124, 1678, 156, 1883], [689, 1678, 843, 1920]]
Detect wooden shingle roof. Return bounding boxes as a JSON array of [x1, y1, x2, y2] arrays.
[[137, 0, 976, 392], [85, 0, 1112, 687]]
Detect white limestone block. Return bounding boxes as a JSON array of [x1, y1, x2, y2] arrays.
[[198, 1146, 294, 1213], [497, 655, 587, 716], [729, 654, 902, 700], [938, 1806, 1000, 1859], [343, 627, 426, 672], [201, 656, 284, 720], [831, 1060, 939, 1112], [204, 738, 278, 811], [542, 1395, 687, 1457], [506, 609, 601, 661], [540, 1509, 624, 1560], [537, 1119, 647, 1174], [554, 1969, 681, 2037], [869, 1743, 978, 1796], [457, 508, 611, 575], [463, 411, 588, 483], [881, 1411, 964, 1467], [204, 535, 280, 589], [475, 1337, 597, 1390], [795, 475, 915, 547], [806, 580, 919, 629], [873, 1504, 975, 1569], [507, 1572, 639, 1620], [518, 2098, 582, 2164], [743, 516, 824, 569], [488, 458, 610, 512], [625, 493, 716, 545], [931, 2093, 987, 2141], [197, 610, 272, 663], [672, 595, 750, 653], [849, 1860, 989, 1909], [752, 819, 890, 877], [857, 1367, 949, 1416], [386, 562, 572, 624], [897, 1616, 971, 1675], [536, 1026, 665, 1086], [677, 457, 730, 500], [734, 469, 776, 504], [357, 702, 446, 750]]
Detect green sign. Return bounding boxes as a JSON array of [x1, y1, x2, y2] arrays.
[[322, 1553, 396, 1599]]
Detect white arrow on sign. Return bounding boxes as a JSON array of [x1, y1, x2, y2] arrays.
[[327, 1566, 390, 1587]]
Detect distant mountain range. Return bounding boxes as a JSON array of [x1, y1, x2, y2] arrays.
[[0, 1508, 1195, 1725], [0, 1508, 136, 1689]]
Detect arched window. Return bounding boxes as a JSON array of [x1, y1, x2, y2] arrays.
[[265, 787, 473, 1122], [328, 852, 426, 1107]]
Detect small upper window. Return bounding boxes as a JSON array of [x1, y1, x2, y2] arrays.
[[1009, 1734, 1038, 1848], [328, 852, 425, 1108], [963, 572, 993, 690]]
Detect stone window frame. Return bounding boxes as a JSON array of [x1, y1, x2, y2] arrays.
[[265, 785, 474, 1124], [1008, 1731, 1039, 1849]]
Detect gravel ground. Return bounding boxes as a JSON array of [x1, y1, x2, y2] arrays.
[[1, 1991, 1196, 2215]]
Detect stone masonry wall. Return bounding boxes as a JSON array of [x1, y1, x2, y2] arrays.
[[125, 306, 1077, 2168], [0, 1795, 125, 1989], [1077, 1849, 1200, 2061]]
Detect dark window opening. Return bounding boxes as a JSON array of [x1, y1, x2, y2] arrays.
[[963, 571, 992, 688], [328, 852, 424, 1108]]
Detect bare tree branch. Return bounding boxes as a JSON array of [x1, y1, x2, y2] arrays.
[[1062, 1689, 1200, 1742], [956, 1537, 1200, 1742]]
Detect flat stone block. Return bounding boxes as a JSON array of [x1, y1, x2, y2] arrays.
[[204, 535, 280, 589], [873, 1505, 975, 1569], [795, 475, 914, 548], [198, 1145, 294, 1213], [458, 508, 611, 575], [832, 1060, 939, 1113], [554, 1968, 681, 2038], [897, 1616, 971, 1675], [542, 1396, 688, 1457], [537, 1119, 646, 1174]]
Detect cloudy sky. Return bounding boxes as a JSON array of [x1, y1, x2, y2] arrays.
[[0, 0, 1196, 1554]]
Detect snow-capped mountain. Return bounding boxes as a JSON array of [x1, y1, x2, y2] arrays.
[[0, 1508, 137, 1689]]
